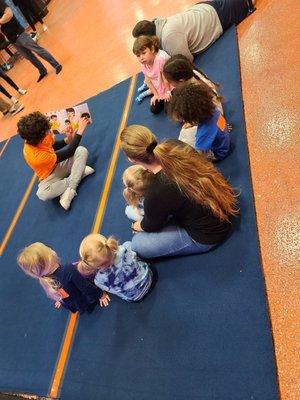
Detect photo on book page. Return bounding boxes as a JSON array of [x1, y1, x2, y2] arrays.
[[45, 103, 92, 141]]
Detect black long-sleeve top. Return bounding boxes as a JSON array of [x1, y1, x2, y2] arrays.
[[53, 134, 82, 163], [52, 263, 102, 314], [140, 171, 231, 245]]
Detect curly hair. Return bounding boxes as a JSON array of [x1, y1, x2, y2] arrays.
[[17, 111, 50, 146], [133, 35, 159, 55], [168, 82, 215, 125], [132, 20, 156, 38]]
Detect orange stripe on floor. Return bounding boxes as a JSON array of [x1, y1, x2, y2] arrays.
[[0, 138, 11, 158], [49, 75, 137, 399], [0, 174, 37, 257]]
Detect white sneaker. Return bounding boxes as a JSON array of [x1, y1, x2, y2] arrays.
[[18, 88, 27, 95], [9, 103, 24, 116], [82, 166, 95, 178], [11, 96, 18, 104], [59, 187, 77, 210]]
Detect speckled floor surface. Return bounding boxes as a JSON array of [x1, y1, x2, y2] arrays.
[[0, 1, 298, 398]]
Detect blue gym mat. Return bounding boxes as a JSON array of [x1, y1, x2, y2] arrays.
[[0, 27, 279, 399]]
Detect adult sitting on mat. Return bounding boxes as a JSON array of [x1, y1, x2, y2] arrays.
[[17, 112, 94, 210], [132, 1, 256, 62], [120, 125, 237, 258]]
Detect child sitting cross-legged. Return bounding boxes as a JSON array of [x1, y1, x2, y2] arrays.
[[122, 165, 154, 222], [78, 234, 154, 302], [169, 82, 230, 161]]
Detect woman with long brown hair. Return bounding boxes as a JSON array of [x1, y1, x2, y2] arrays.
[[120, 125, 238, 258]]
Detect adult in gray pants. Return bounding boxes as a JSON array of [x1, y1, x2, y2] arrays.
[[132, 1, 256, 62], [0, 0, 61, 82], [18, 112, 94, 210]]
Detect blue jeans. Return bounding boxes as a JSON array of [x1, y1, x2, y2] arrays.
[[14, 32, 60, 74], [131, 224, 216, 259]]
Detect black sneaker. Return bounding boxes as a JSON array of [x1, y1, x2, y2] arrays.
[[37, 72, 47, 82], [55, 64, 62, 74]]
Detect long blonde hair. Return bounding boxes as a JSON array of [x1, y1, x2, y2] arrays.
[[120, 125, 238, 221], [78, 233, 118, 276], [17, 242, 61, 301], [122, 165, 154, 207]]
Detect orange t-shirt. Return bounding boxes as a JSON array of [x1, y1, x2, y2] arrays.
[[23, 133, 57, 180]]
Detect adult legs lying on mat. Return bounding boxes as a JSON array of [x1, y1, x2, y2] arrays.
[[131, 224, 216, 259]]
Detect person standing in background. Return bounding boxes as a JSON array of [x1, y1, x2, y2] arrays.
[[12, 0, 48, 40], [0, 0, 62, 82]]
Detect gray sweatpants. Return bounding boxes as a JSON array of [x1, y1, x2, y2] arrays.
[[14, 32, 60, 75], [37, 146, 88, 201]]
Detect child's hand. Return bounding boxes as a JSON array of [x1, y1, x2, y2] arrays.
[[55, 301, 61, 309], [131, 221, 143, 232], [77, 117, 89, 136], [164, 91, 172, 102], [150, 95, 159, 106], [99, 292, 111, 307]]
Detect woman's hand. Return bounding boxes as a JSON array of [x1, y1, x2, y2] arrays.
[[99, 292, 111, 307], [55, 301, 61, 309], [131, 221, 143, 232]]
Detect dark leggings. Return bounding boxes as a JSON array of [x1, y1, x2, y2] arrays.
[[0, 68, 19, 99], [28, 18, 44, 32], [200, 0, 255, 31], [150, 98, 165, 114]]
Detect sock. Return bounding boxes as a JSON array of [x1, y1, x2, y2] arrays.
[[137, 82, 148, 93], [135, 89, 151, 104]]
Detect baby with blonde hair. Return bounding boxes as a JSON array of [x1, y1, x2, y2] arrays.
[[17, 242, 107, 313], [122, 165, 154, 221], [78, 233, 153, 302]]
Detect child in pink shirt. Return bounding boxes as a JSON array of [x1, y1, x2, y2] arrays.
[[133, 35, 171, 114]]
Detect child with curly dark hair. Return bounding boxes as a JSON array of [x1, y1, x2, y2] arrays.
[[18, 111, 94, 210], [169, 82, 230, 161]]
